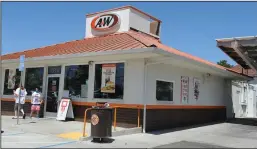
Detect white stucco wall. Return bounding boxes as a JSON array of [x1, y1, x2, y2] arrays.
[[2, 56, 247, 110], [145, 63, 226, 106], [1, 58, 146, 105], [232, 81, 257, 118], [129, 9, 150, 34]]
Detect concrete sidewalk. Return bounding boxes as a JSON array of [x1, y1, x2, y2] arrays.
[[1, 115, 126, 140], [2, 115, 257, 148]]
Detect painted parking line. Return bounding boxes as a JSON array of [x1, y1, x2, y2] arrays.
[[37, 141, 77, 148], [1, 132, 26, 136]]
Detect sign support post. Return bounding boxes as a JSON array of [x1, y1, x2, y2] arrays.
[[17, 55, 25, 125]]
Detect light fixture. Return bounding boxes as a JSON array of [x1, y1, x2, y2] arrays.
[[88, 61, 94, 65]]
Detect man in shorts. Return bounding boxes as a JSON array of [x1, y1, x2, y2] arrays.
[[30, 88, 42, 119], [13, 85, 27, 119]]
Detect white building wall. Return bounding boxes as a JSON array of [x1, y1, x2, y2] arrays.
[[129, 9, 150, 34], [123, 59, 145, 104], [232, 83, 245, 118], [232, 81, 257, 118], [145, 63, 225, 106], [85, 59, 145, 104]]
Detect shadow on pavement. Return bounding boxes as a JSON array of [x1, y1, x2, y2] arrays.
[[148, 121, 224, 135], [91, 138, 115, 144], [226, 118, 257, 126], [153, 141, 230, 148], [148, 118, 257, 135]]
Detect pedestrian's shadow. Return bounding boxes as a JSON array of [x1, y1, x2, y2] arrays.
[[91, 138, 115, 144]]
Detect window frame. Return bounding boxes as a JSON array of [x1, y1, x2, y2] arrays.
[[24, 65, 46, 97], [24, 67, 45, 96], [62, 63, 90, 101], [93, 61, 125, 100], [3, 68, 22, 96], [63, 64, 90, 99], [155, 79, 175, 103]]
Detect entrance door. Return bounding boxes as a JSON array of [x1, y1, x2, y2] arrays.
[[45, 77, 60, 117]]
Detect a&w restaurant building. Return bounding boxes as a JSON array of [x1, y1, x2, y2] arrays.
[[0, 6, 250, 132]]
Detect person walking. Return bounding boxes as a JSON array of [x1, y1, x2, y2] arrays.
[[30, 88, 42, 119], [13, 85, 27, 119]]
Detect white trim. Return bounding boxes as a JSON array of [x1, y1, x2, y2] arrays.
[[42, 65, 47, 100], [59, 65, 65, 101], [156, 79, 175, 84], [88, 62, 95, 100], [24, 65, 45, 69], [63, 63, 89, 67], [155, 79, 175, 103], [2, 48, 157, 64], [1, 68, 6, 96], [152, 48, 251, 80], [94, 60, 126, 64], [216, 36, 257, 42]]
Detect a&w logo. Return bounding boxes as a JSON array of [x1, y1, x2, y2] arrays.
[[91, 14, 119, 31]]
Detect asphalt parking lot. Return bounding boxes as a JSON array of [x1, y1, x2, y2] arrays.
[[2, 115, 257, 148]]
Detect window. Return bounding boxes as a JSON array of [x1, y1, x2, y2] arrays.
[[156, 80, 173, 101], [64, 65, 89, 98], [94, 63, 124, 99], [3, 69, 21, 95], [25, 67, 44, 95]]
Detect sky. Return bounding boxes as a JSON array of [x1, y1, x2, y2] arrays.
[[2, 2, 257, 65]]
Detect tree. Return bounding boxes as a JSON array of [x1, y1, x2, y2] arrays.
[[217, 60, 234, 68]]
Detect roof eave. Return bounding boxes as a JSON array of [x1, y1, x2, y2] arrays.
[[1, 47, 158, 64], [153, 48, 252, 80]]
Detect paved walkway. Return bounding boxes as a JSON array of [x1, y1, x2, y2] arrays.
[[2, 115, 257, 148]]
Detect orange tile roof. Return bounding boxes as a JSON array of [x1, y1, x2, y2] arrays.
[[2, 32, 148, 60], [231, 65, 256, 77], [1, 30, 250, 77], [127, 31, 250, 76]]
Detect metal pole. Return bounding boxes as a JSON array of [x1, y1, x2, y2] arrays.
[[17, 72, 22, 125]]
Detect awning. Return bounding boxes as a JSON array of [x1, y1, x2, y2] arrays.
[[216, 36, 257, 70]]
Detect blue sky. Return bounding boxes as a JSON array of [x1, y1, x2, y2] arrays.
[[2, 2, 257, 65]]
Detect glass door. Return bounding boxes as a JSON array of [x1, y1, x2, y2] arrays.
[[45, 77, 60, 117]]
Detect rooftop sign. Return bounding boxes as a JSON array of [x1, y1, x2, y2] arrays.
[[91, 14, 120, 31]]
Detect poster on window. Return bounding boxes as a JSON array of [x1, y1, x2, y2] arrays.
[[8, 69, 16, 89], [181, 76, 189, 104], [193, 78, 200, 100], [101, 64, 116, 93]]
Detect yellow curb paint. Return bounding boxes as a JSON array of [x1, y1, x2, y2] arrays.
[[57, 132, 83, 140]]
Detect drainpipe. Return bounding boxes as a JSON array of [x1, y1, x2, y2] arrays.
[[142, 57, 172, 133]]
